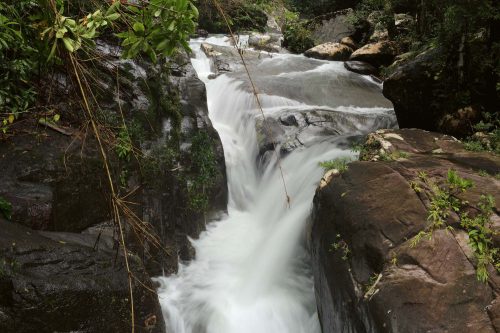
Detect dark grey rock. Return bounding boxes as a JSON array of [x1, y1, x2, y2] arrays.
[[344, 60, 378, 75], [0, 219, 165, 333]]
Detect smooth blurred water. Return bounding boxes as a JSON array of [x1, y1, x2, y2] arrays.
[[154, 36, 395, 333]]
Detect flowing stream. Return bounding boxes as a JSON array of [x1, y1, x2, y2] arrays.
[[155, 36, 396, 333]]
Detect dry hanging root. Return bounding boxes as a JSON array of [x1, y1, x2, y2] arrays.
[[210, 0, 291, 207], [70, 54, 136, 333]]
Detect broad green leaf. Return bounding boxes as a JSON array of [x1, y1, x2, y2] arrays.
[[133, 22, 145, 33], [189, 2, 199, 17], [105, 1, 121, 16], [56, 28, 66, 39], [66, 19, 76, 27], [47, 41, 58, 61], [167, 21, 175, 31], [62, 37, 75, 52], [106, 13, 120, 21], [155, 39, 169, 51]]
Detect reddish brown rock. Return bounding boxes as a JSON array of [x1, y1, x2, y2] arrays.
[[311, 128, 500, 333]]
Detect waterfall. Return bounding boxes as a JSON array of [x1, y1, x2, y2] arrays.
[[154, 36, 396, 333]]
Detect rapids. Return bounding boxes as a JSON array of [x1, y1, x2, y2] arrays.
[[154, 36, 396, 333]]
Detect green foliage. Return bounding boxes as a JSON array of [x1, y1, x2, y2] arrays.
[[283, 17, 314, 53], [286, 0, 361, 17], [188, 131, 219, 212], [116, 0, 198, 62], [409, 180, 422, 193], [319, 157, 353, 173], [115, 127, 132, 161], [0, 1, 38, 121], [0, 196, 12, 220], [1, 0, 198, 129], [346, 0, 392, 28], [142, 142, 179, 186], [460, 195, 498, 282], [41, 2, 121, 58], [463, 113, 500, 154], [410, 169, 498, 282], [197, 0, 268, 33], [477, 170, 489, 177], [464, 140, 487, 152]]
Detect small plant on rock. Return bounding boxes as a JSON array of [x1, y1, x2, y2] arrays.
[[410, 169, 499, 282], [0, 196, 12, 220], [319, 157, 353, 173], [330, 234, 350, 260]]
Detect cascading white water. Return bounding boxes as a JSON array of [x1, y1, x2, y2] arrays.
[[155, 36, 395, 333]]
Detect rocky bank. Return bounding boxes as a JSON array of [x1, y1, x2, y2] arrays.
[[311, 128, 500, 332], [0, 37, 227, 332]]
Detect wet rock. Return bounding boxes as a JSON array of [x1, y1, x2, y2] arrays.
[[280, 114, 299, 127], [255, 109, 397, 158], [141, 51, 228, 275], [344, 60, 378, 76], [1, 38, 228, 280], [196, 28, 209, 38], [311, 128, 500, 333], [201, 42, 272, 74], [0, 219, 165, 333], [248, 32, 283, 53], [350, 41, 398, 67], [256, 117, 285, 155], [305, 42, 353, 61], [0, 133, 110, 232]]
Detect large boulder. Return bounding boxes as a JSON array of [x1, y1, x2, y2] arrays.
[[311, 9, 357, 44], [305, 42, 353, 61], [248, 32, 283, 53], [201, 42, 272, 74], [350, 41, 398, 67], [0, 219, 165, 333], [0, 38, 228, 279], [383, 50, 442, 132], [382, 48, 487, 137], [311, 128, 500, 333]]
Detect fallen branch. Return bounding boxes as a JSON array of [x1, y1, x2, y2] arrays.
[[38, 118, 76, 136]]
